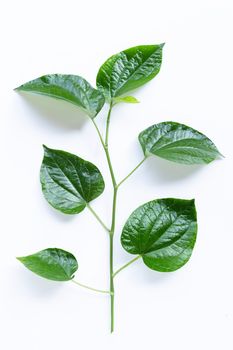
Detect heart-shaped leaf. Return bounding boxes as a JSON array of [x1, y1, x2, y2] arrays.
[[15, 74, 105, 118], [17, 248, 78, 281], [121, 198, 197, 272], [40, 145, 105, 214], [96, 44, 164, 100], [139, 121, 222, 164]]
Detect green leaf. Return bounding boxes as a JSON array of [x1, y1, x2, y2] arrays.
[[139, 121, 222, 164], [121, 198, 197, 272], [40, 145, 105, 214], [113, 96, 140, 104], [17, 248, 78, 281], [15, 74, 105, 118], [96, 44, 164, 100]]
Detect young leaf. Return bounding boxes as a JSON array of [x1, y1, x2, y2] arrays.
[[113, 96, 140, 104], [17, 248, 78, 281], [121, 198, 197, 272], [40, 145, 105, 214], [96, 44, 164, 100], [15, 74, 105, 118], [139, 121, 222, 164]]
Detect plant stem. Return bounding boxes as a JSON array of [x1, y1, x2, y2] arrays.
[[113, 255, 141, 278], [91, 115, 116, 188], [104, 102, 117, 333], [91, 103, 117, 332], [109, 186, 117, 332], [117, 157, 147, 188], [71, 279, 111, 294], [109, 231, 115, 332], [105, 101, 113, 147], [91, 118, 105, 149], [86, 203, 110, 233]]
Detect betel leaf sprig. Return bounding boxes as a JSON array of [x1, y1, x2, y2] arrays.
[[15, 44, 222, 333]]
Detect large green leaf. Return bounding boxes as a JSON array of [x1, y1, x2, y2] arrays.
[[139, 122, 221, 164], [96, 44, 164, 100], [15, 74, 105, 118], [40, 145, 105, 214], [121, 198, 197, 272], [17, 248, 78, 281]]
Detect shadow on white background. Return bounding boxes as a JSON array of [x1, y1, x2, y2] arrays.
[[16, 92, 88, 130], [15, 265, 64, 298], [145, 156, 205, 183]]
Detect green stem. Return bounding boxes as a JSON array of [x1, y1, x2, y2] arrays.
[[109, 231, 115, 332], [91, 115, 116, 188], [105, 101, 113, 147], [86, 203, 110, 233], [71, 279, 111, 294], [91, 118, 105, 149], [117, 157, 147, 188], [109, 186, 117, 332], [104, 102, 117, 333], [90, 107, 146, 332], [113, 255, 141, 278], [104, 146, 117, 188], [91, 103, 117, 333]]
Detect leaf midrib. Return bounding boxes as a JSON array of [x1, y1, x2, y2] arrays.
[[144, 220, 194, 254], [139, 204, 168, 252], [42, 252, 72, 279], [52, 251, 73, 279], [112, 48, 159, 96], [151, 137, 210, 153], [46, 154, 86, 202], [44, 167, 84, 204]]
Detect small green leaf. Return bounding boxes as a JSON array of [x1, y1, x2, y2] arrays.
[[96, 44, 164, 100], [139, 121, 222, 164], [121, 198, 197, 272], [113, 96, 140, 104], [15, 74, 105, 118], [40, 145, 105, 214], [17, 248, 78, 281]]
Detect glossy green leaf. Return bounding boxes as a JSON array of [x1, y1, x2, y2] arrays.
[[139, 121, 221, 164], [15, 74, 105, 118], [113, 96, 140, 104], [40, 145, 105, 214], [96, 44, 164, 100], [121, 198, 197, 272], [17, 248, 78, 281]]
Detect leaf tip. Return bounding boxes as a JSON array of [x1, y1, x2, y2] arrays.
[[190, 199, 197, 220], [218, 151, 225, 160], [16, 256, 24, 262], [14, 83, 25, 91]]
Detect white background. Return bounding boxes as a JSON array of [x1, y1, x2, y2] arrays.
[[1, 0, 233, 349]]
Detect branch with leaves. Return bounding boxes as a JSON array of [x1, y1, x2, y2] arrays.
[[15, 44, 222, 333]]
